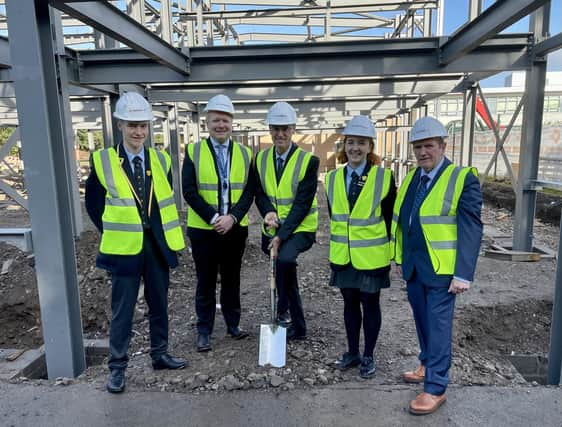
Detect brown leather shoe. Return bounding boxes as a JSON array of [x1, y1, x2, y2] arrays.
[[409, 392, 446, 415], [403, 365, 425, 383]]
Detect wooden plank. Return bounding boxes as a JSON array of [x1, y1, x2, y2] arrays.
[[484, 249, 542, 262]]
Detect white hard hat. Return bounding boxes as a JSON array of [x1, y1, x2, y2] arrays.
[[266, 101, 297, 125], [204, 94, 235, 115], [341, 115, 376, 139], [408, 116, 448, 143], [113, 92, 154, 121]]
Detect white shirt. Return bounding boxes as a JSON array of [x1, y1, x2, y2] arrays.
[[210, 137, 231, 218]]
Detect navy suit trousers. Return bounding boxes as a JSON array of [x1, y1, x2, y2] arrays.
[[407, 271, 456, 395], [262, 232, 314, 335], [190, 226, 247, 335], [108, 232, 170, 370]]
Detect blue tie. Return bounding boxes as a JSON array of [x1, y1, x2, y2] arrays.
[[216, 144, 228, 189], [348, 171, 360, 209], [411, 175, 430, 217]]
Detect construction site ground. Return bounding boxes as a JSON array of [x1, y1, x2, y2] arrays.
[[0, 181, 561, 426]]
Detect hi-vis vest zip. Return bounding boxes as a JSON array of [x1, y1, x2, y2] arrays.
[[390, 164, 478, 275], [92, 147, 185, 255], [326, 166, 392, 270], [186, 139, 251, 229], [256, 146, 318, 236]]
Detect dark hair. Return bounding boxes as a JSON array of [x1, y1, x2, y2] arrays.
[[336, 137, 381, 166]]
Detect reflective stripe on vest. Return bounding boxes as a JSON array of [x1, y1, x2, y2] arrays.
[[93, 147, 185, 255], [256, 146, 318, 236], [390, 164, 477, 274], [187, 139, 251, 229], [326, 166, 391, 270]]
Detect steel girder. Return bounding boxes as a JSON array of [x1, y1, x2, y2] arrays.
[[48, 0, 190, 75], [439, 0, 548, 65], [67, 35, 532, 85]]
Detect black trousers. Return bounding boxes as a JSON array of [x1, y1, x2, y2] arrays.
[[262, 232, 315, 335], [108, 232, 169, 370], [340, 288, 382, 358], [190, 226, 247, 335]]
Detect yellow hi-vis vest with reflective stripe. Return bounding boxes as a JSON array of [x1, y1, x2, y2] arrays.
[[390, 164, 478, 275], [92, 147, 185, 255], [186, 139, 251, 229], [326, 166, 392, 270], [256, 146, 318, 236]]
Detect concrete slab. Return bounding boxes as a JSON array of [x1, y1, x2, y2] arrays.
[[0, 382, 561, 427], [0, 340, 108, 381], [0, 348, 44, 380]]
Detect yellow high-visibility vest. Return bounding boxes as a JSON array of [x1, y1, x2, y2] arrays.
[[186, 139, 251, 229], [256, 146, 318, 236], [391, 164, 477, 274], [92, 147, 185, 255], [326, 166, 392, 269]]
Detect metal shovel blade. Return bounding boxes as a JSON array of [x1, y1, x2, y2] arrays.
[[258, 324, 286, 367]]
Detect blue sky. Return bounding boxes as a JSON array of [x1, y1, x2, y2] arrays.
[[444, 0, 561, 87]]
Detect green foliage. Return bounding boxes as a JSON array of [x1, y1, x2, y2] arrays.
[[75, 129, 104, 151], [0, 127, 18, 156]]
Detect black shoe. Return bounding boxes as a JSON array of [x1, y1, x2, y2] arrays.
[[227, 326, 249, 340], [359, 356, 376, 378], [152, 354, 188, 370], [197, 333, 212, 352], [106, 369, 125, 393], [286, 327, 306, 341], [335, 352, 361, 371], [276, 312, 291, 327]]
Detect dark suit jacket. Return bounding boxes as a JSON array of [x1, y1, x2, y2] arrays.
[[327, 163, 397, 276], [254, 143, 319, 242], [399, 157, 483, 286], [85, 144, 178, 275], [181, 138, 255, 240]]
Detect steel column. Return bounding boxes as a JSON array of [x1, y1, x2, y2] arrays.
[[127, 0, 146, 25], [101, 95, 119, 148], [547, 209, 562, 385], [160, 0, 173, 44], [469, 0, 483, 20], [513, 4, 550, 251], [167, 105, 183, 210], [5, 0, 85, 378], [52, 8, 83, 236], [460, 85, 476, 166]]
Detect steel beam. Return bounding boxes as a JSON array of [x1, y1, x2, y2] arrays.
[[149, 79, 450, 102], [534, 32, 562, 57], [181, 1, 435, 20], [211, 0, 435, 8], [439, 0, 547, 65], [513, 4, 550, 251], [70, 35, 530, 85], [49, 0, 189, 74], [5, 0, 85, 379]]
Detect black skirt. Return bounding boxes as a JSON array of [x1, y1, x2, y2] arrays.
[[329, 264, 390, 294]]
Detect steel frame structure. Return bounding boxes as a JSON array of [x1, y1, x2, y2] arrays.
[[0, 0, 561, 382]]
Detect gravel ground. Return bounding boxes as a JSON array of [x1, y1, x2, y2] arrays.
[[0, 182, 560, 394]]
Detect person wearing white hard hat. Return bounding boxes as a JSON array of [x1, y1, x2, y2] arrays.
[[325, 115, 396, 379], [390, 116, 482, 414], [181, 94, 254, 352], [254, 101, 319, 340], [85, 92, 188, 394]]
